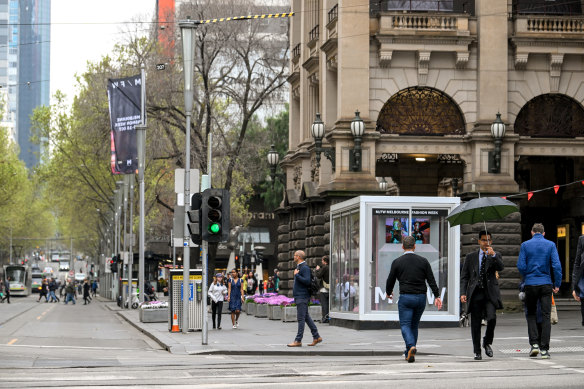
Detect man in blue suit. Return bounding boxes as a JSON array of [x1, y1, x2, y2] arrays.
[[517, 223, 562, 359], [287, 250, 322, 347]]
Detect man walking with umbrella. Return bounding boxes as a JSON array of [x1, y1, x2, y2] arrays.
[[517, 223, 562, 359], [460, 230, 504, 360]]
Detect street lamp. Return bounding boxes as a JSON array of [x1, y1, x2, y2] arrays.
[[179, 17, 197, 335], [311, 113, 335, 171], [267, 145, 285, 186], [489, 112, 506, 174], [350, 110, 365, 172]]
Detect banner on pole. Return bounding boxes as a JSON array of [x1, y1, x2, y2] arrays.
[[107, 75, 142, 175]]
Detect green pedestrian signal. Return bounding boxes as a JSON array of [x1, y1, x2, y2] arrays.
[[201, 188, 230, 242], [209, 223, 220, 234]]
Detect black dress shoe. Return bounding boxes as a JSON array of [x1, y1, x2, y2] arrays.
[[484, 344, 493, 358], [474, 353, 482, 360]]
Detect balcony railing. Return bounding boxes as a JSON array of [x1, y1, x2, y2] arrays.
[[525, 16, 584, 32], [292, 43, 301, 60], [392, 14, 457, 29], [328, 4, 338, 24], [309, 25, 320, 43]]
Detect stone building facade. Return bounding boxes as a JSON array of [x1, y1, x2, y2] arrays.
[[276, 0, 584, 302]]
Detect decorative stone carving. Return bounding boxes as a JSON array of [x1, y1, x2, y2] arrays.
[[326, 54, 338, 72], [550, 53, 564, 93], [293, 166, 302, 191], [456, 52, 469, 69], [378, 48, 393, 68], [308, 72, 319, 86], [514, 53, 529, 70], [417, 51, 431, 85]]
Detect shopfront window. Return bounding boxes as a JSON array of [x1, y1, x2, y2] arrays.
[[370, 208, 449, 313], [330, 209, 359, 314]]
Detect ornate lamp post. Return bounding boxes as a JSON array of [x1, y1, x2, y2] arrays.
[[350, 110, 365, 172], [489, 112, 506, 174], [311, 113, 335, 171]]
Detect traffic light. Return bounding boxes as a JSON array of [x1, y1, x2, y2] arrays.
[[201, 188, 230, 242], [187, 193, 202, 245], [111, 256, 119, 273]]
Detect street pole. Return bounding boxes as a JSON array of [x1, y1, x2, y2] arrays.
[[138, 63, 146, 303], [180, 18, 196, 334], [171, 229, 176, 269], [122, 175, 129, 309], [201, 132, 212, 345], [128, 176, 135, 307]]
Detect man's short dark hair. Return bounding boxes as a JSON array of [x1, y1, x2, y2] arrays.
[[478, 230, 491, 240], [403, 235, 415, 249], [322, 255, 329, 264], [532, 223, 545, 234]]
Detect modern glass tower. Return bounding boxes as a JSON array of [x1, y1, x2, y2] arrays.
[[16, 0, 51, 168]]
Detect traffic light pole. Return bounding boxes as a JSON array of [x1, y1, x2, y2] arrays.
[[202, 133, 212, 345]]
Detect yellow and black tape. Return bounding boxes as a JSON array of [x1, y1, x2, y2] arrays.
[[195, 12, 294, 25]]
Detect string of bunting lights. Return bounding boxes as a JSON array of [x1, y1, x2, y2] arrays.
[[501, 179, 584, 201]]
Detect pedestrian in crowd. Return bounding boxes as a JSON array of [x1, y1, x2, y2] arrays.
[[227, 268, 244, 329], [83, 279, 91, 305], [520, 280, 543, 345], [571, 233, 584, 326], [339, 274, 355, 311], [208, 274, 227, 330], [144, 280, 156, 301], [385, 236, 442, 363], [273, 269, 280, 292], [38, 278, 49, 303], [246, 271, 258, 296], [517, 223, 562, 359], [315, 255, 330, 323], [460, 230, 504, 360], [77, 281, 82, 295], [241, 273, 248, 295], [59, 280, 66, 298], [91, 279, 98, 297], [1, 277, 9, 303], [48, 278, 60, 303], [64, 280, 76, 305], [266, 276, 275, 293], [287, 250, 322, 347]]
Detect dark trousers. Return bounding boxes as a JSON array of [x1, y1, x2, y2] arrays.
[[294, 297, 319, 342], [580, 300, 584, 325], [469, 288, 497, 354], [1, 293, 9, 303], [211, 301, 223, 328], [319, 291, 329, 321], [525, 284, 552, 350]]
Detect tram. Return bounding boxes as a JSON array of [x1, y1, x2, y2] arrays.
[[2, 264, 32, 296]]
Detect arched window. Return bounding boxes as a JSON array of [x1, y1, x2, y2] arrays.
[[514, 94, 584, 138], [376, 87, 466, 136]]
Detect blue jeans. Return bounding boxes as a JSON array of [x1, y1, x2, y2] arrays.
[[294, 298, 320, 342], [398, 293, 427, 355], [65, 293, 76, 305], [48, 291, 58, 302]]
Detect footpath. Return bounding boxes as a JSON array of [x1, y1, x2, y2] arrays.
[[103, 296, 584, 357]]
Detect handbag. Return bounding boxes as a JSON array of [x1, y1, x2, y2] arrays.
[[550, 295, 558, 325]]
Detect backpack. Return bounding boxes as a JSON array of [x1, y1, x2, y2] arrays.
[[309, 268, 320, 296]]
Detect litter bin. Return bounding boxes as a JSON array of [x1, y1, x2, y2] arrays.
[[169, 269, 203, 331]]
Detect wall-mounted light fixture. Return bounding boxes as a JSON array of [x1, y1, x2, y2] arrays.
[[488, 112, 506, 174], [311, 113, 336, 171]]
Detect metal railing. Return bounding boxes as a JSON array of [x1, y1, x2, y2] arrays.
[[512, 0, 582, 17], [292, 43, 301, 60], [328, 4, 339, 24], [309, 25, 320, 43]]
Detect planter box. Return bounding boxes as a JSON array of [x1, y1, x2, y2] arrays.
[[309, 305, 322, 322], [139, 308, 169, 323], [282, 306, 297, 322], [255, 303, 268, 318], [246, 302, 257, 316], [267, 305, 282, 320]]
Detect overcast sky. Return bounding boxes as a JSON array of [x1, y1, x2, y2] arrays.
[[50, 0, 156, 105]]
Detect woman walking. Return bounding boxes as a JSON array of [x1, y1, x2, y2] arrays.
[[208, 274, 227, 329], [83, 279, 91, 305], [227, 269, 244, 329]]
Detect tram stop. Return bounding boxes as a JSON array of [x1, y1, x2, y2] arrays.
[[329, 196, 461, 329], [169, 269, 203, 331]]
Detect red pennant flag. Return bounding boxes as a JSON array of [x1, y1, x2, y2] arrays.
[[501, 196, 507, 200], [527, 192, 534, 201], [554, 185, 560, 194], [582, 180, 584, 186]]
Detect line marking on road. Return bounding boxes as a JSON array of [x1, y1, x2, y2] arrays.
[[533, 360, 555, 365], [551, 365, 566, 369], [7, 339, 17, 345], [36, 316, 42, 320]]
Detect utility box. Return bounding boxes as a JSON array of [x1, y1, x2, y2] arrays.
[[169, 269, 203, 331]]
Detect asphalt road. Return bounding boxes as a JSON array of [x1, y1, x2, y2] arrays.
[[0, 295, 583, 388]]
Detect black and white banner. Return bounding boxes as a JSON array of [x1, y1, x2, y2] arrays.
[[107, 75, 142, 175]]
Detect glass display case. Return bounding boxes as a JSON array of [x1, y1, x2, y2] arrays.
[[330, 196, 461, 324]]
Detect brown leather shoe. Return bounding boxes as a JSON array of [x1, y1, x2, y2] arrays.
[[308, 337, 323, 346], [287, 341, 302, 347]]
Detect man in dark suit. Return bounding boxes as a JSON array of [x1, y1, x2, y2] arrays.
[[461, 230, 504, 360], [386, 236, 442, 363], [287, 250, 322, 347]]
